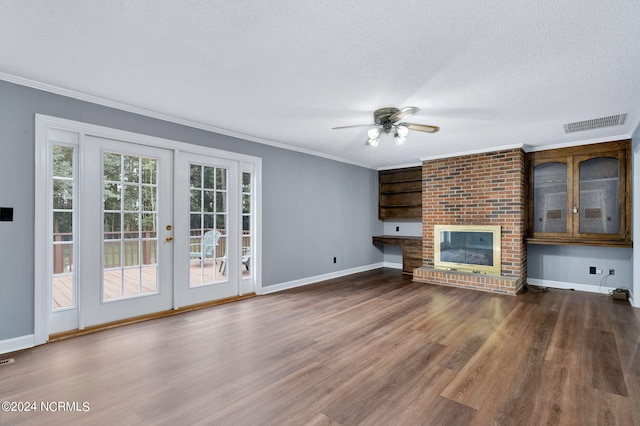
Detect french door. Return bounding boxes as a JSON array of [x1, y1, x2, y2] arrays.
[[80, 137, 174, 327], [40, 117, 259, 339], [173, 152, 240, 307]]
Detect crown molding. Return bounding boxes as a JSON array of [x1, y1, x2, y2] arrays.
[[523, 135, 631, 153], [0, 72, 371, 169]]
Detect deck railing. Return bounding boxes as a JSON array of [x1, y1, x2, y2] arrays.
[[53, 230, 251, 273]]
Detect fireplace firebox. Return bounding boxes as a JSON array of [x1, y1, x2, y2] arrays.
[[433, 225, 501, 275]]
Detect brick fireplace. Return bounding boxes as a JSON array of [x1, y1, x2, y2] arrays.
[[413, 148, 526, 295]]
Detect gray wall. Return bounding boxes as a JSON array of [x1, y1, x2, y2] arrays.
[[0, 80, 383, 341], [527, 244, 633, 291]]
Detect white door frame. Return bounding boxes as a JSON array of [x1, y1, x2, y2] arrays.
[[34, 114, 262, 345]]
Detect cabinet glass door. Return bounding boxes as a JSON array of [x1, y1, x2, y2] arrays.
[[575, 155, 624, 239], [533, 162, 569, 234]]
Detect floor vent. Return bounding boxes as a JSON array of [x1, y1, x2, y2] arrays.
[[0, 358, 14, 366], [564, 114, 626, 133]]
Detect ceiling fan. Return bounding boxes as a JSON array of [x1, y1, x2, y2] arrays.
[[333, 107, 439, 146]]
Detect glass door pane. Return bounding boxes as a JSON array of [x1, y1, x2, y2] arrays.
[[189, 164, 228, 287], [533, 162, 568, 233], [578, 157, 619, 234], [52, 144, 76, 310], [102, 152, 159, 301], [242, 171, 252, 278]]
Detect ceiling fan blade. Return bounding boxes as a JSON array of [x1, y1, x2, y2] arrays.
[[332, 123, 375, 130], [389, 106, 420, 122], [402, 122, 440, 133]]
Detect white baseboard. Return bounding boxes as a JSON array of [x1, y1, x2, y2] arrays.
[[382, 262, 402, 270], [260, 263, 386, 295], [527, 278, 617, 296], [0, 334, 35, 355]]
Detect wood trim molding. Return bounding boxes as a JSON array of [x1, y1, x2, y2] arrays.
[[48, 294, 256, 343]]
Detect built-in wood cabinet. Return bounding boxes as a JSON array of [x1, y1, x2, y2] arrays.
[[526, 140, 632, 247], [378, 167, 422, 220], [372, 235, 423, 274]]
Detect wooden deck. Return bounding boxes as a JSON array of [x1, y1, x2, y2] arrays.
[[52, 260, 249, 309]]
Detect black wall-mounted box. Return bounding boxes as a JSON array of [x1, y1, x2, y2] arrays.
[[0, 207, 14, 221]]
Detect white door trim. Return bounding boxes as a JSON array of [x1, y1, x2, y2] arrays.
[[34, 114, 262, 345]]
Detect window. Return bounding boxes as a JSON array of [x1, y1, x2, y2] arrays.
[[52, 144, 76, 310], [242, 171, 252, 277]]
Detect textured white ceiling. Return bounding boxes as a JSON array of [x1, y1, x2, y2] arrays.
[[2, 0, 639, 168]]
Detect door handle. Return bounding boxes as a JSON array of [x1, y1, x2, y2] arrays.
[[165, 236, 174, 242]]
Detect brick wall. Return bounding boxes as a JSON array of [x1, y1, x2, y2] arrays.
[[413, 148, 526, 295]]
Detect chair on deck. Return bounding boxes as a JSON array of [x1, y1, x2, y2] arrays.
[[218, 247, 250, 276], [190, 230, 222, 264], [242, 247, 251, 271]]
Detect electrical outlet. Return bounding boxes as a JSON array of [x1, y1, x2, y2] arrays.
[[395, 226, 400, 232], [609, 269, 615, 275], [589, 266, 596, 275], [333, 257, 336, 264]]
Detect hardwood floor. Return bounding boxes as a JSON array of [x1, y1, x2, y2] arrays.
[[2, 268, 639, 425]]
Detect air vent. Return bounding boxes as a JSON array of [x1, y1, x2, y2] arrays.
[[564, 114, 626, 133]]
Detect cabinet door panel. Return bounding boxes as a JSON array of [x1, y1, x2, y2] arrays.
[[574, 151, 626, 240], [533, 161, 570, 234], [530, 158, 573, 238]]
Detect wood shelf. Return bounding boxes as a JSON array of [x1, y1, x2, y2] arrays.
[[526, 237, 632, 248], [379, 166, 422, 220]]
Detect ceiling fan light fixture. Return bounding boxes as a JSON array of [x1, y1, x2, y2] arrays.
[[396, 125, 409, 137], [368, 128, 381, 139], [333, 106, 438, 147]]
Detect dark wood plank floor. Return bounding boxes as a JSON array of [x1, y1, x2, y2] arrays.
[[2, 268, 639, 425]]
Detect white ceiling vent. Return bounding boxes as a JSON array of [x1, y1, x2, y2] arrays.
[[563, 114, 626, 133]]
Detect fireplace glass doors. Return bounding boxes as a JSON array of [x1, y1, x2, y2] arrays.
[[433, 225, 501, 275]]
